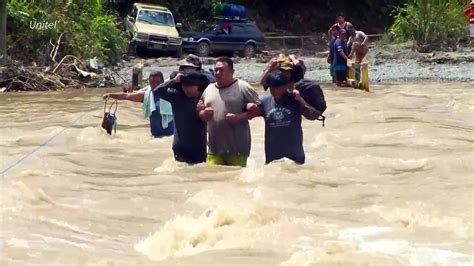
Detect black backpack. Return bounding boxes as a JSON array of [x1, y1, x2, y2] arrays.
[[294, 79, 327, 126]]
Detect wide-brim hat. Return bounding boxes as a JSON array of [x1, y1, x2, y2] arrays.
[[178, 54, 202, 69]]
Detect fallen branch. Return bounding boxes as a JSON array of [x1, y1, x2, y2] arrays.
[[52, 55, 87, 74], [49, 32, 65, 63]]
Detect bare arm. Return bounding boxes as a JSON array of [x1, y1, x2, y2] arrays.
[[300, 102, 321, 120], [339, 50, 349, 62], [245, 102, 262, 120], [225, 112, 249, 123], [104, 91, 144, 103], [361, 32, 369, 46], [226, 102, 262, 123], [198, 107, 214, 121], [197, 94, 214, 122], [292, 90, 320, 120], [327, 23, 337, 36], [259, 58, 278, 87], [288, 54, 300, 65]]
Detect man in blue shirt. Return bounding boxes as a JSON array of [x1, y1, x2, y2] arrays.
[[250, 70, 320, 164], [333, 29, 350, 87]]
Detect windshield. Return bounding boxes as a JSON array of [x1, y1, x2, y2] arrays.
[[137, 10, 175, 27]]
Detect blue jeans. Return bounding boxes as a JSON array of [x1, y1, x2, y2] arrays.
[[149, 111, 173, 138]]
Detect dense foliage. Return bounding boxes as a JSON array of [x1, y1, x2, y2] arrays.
[[7, 0, 127, 64], [6, 0, 470, 64], [386, 0, 470, 51], [113, 0, 408, 33]]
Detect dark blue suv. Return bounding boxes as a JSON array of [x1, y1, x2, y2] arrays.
[[181, 20, 265, 57]]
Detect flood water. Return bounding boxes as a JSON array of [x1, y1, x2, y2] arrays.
[[1, 82, 473, 265]]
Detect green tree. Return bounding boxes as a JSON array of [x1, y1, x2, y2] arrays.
[[7, 0, 128, 64], [0, 0, 6, 65]]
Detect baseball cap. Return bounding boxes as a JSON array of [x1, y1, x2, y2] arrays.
[[181, 72, 210, 92]]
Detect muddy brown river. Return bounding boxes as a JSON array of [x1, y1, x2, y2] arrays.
[[1, 82, 473, 265]]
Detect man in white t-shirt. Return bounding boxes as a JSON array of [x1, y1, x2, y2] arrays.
[[347, 23, 369, 63], [198, 57, 261, 167]]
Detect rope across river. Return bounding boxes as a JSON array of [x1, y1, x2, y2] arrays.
[[0, 99, 104, 177]]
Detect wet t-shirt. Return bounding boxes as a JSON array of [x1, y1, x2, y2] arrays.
[[260, 92, 305, 164], [333, 38, 348, 71], [153, 80, 207, 153], [201, 79, 261, 156], [348, 31, 367, 47]]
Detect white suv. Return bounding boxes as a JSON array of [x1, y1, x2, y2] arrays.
[[126, 3, 182, 57]]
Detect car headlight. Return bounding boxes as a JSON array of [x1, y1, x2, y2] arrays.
[[168, 37, 182, 44], [134, 32, 148, 40], [183, 37, 194, 42]]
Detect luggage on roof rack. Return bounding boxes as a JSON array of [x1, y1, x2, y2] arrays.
[[216, 4, 247, 19]]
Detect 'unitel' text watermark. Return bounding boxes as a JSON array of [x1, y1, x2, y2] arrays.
[[29, 20, 59, 30]]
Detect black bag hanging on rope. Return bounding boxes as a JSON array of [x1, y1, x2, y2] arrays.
[[101, 98, 118, 135]]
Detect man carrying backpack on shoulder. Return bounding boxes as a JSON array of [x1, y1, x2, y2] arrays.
[[247, 71, 326, 164]]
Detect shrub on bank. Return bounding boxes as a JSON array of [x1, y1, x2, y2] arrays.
[[7, 0, 127, 64], [385, 0, 470, 51]]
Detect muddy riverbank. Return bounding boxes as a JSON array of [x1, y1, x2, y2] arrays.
[[112, 43, 474, 86]]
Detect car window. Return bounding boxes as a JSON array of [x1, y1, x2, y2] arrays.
[[231, 25, 245, 34], [245, 24, 261, 35], [137, 10, 175, 26]]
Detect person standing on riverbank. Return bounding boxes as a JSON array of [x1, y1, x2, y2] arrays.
[[333, 29, 350, 86], [347, 23, 369, 63], [464, 0, 474, 37], [198, 57, 261, 167], [328, 24, 341, 83], [103, 71, 174, 138], [329, 13, 351, 37], [153, 72, 210, 164]]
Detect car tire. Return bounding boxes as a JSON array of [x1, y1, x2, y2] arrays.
[[135, 47, 146, 57], [196, 42, 210, 57], [242, 43, 256, 57], [128, 42, 137, 56]]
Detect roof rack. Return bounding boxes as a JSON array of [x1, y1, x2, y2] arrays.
[[213, 16, 248, 22]]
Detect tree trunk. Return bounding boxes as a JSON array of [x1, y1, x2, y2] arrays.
[[0, 0, 6, 65]]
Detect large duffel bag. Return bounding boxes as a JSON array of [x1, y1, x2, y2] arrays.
[[295, 79, 327, 125]]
